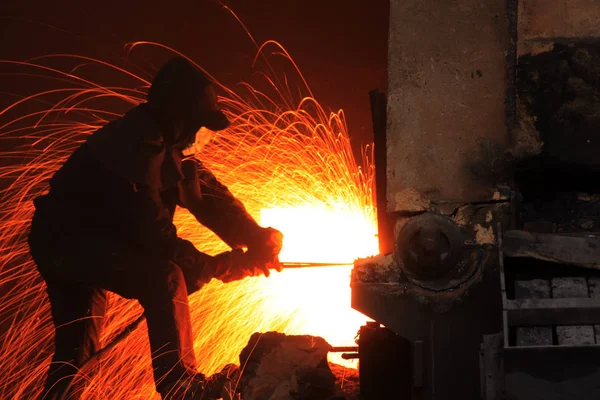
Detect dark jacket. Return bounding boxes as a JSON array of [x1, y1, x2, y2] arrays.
[[31, 104, 260, 260], [160, 161, 262, 250]]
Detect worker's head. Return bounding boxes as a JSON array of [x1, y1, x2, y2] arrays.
[[147, 57, 230, 148]]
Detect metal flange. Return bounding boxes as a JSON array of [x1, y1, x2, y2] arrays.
[[394, 212, 466, 288]]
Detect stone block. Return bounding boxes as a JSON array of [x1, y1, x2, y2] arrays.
[[237, 332, 336, 400], [551, 277, 589, 298], [556, 325, 595, 345], [515, 279, 552, 346], [552, 277, 594, 345]]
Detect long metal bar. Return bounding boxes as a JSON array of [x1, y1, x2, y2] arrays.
[[280, 262, 352, 268], [330, 346, 359, 353]]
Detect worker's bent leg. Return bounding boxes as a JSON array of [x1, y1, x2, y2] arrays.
[[132, 261, 197, 396], [30, 234, 200, 398], [42, 280, 107, 400]]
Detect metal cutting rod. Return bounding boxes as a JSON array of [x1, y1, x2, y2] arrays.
[[280, 262, 352, 268]]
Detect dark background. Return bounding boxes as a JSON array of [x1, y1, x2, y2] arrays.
[[0, 0, 389, 150]]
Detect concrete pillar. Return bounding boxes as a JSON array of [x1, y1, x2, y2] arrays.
[[386, 0, 511, 211]]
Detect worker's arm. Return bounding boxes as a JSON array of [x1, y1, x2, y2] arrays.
[[175, 241, 279, 292], [177, 159, 283, 276], [177, 159, 264, 249]]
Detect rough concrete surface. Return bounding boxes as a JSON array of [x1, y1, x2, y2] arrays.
[[519, 0, 600, 52], [451, 203, 510, 244], [386, 0, 510, 209], [352, 254, 398, 284], [517, 43, 600, 170], [509, 99, 543, 158]]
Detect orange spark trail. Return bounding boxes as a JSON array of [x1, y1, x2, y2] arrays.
[[0, 43, 377, 399]]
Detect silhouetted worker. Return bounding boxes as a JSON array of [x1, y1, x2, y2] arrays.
[[28, 57, 283, 400]]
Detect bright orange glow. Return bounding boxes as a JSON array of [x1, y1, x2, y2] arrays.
[[251, 266, 368, 367], [261, 206, 378, 264], [0, 40, 377, 398], [259, 205, 378, 366]]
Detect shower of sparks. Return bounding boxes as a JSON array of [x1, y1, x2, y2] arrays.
[[0, 41, 377, 399]]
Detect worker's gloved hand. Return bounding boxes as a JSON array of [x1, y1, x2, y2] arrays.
[[247, 227, 284, 273], [214, 247, 280, 283]]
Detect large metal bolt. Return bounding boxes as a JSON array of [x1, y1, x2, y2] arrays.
[[419, 226, 439, 252], [395, 213, 463, 281]]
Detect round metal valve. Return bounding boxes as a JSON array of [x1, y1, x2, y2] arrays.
[[394, 213, 463, 282]]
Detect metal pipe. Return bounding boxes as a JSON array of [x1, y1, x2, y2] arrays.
[[330, 346, 359, 353], [280, 262, 352, 268]]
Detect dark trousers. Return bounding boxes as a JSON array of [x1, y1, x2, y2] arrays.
[[29, 228, 216, 400]]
